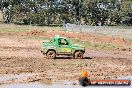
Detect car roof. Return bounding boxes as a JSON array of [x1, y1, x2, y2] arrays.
[[54, 35, 66, 39]]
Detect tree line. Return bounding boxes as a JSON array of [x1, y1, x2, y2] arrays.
[[0, 0, 132, 26]]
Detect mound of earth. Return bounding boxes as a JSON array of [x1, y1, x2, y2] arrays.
[[17, 30, 129, 46]]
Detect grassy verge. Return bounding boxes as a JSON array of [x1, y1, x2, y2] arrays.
[[22, 36, 51, 41], [29, 36, 51, 40], [72, 38, 118, 50], [125, 38, 132, 42], [0, 23, 121, 50], [0, 24, 61, 33], [84, 41, 117, 50], [25, 36, 118, 50]]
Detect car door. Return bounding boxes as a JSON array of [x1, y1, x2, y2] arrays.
[[57, 38, 72, 54]]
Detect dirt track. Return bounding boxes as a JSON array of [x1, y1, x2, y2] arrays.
[[0, 30, 132, 85]]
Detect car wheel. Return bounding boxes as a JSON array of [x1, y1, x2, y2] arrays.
[[46, 50, 56, 59], [74, 51, 83, 59]]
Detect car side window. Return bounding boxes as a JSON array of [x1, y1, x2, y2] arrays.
[[59, 38, 69, 45], [64, 39, 69, 45]]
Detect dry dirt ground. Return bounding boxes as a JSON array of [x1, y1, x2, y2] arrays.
[[0, 29, 132, 85]]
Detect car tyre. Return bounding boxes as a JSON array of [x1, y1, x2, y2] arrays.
[[74, 51, 83, 59], [46, 50, 56, 59]]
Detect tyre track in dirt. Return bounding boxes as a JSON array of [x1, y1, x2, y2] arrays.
[[84, 49, 132, 59], [0, 32, 132, 85], [0, 45, 42, 58], [0, 36, 44, 59], [0, 35, 132, 59]]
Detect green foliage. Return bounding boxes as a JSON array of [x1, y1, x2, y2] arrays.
[[0, 0, 132, 26]]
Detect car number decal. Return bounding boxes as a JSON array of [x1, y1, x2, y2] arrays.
[[61, 48, 71, 52]]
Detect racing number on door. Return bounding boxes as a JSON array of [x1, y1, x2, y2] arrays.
[[60, 48, 71, 52]]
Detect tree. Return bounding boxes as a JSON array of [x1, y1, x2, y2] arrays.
[[0, 0, 132, 26]]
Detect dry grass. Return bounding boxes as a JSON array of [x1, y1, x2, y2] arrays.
[[0, 23, 62, 32], [0, 11, 3, 21]]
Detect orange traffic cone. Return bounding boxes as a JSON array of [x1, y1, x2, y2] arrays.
[[81, 67, 90, 77]]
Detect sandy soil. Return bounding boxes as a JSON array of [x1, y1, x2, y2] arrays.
[[0, 30, 132, 85]]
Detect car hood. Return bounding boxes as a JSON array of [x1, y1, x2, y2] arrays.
[[42, 40, 52, 46], [72, 44, 85, 49]]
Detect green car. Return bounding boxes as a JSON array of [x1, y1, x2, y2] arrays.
[[41, 35, 85, 59]]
